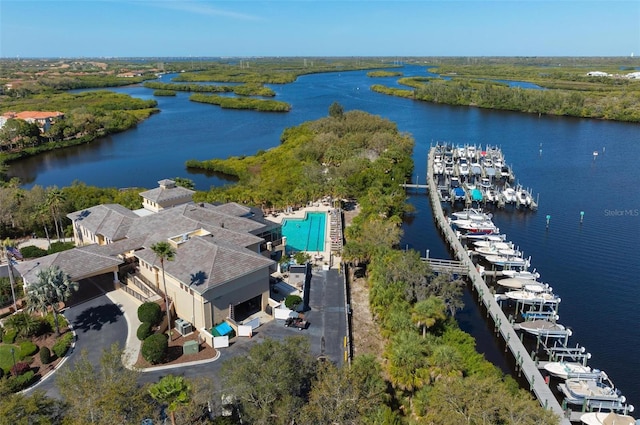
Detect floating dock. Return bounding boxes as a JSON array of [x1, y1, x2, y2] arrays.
[[426, 147, 571, 424]]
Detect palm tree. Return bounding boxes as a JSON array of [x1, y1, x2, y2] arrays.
[[46, 188, 66, 242], [26, 265, 78, 336], [411, 296, 447, 338], [33, 203, 52, 248], [148, 375, 191, 425], [151, 241, 175, 338]]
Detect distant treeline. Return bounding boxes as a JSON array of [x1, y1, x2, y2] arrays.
[[372, 77, 640, 122], [189, 93, 290, 112], [144, 81, 276, 97]]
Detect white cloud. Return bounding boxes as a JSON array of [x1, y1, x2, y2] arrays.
[[148, 0, 262, 21]]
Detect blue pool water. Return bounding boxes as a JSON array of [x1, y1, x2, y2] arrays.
[[282, 212, 326, 254]]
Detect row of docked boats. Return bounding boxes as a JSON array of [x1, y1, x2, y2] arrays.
[[448, 206, 634, 417], [433, 143, 538, 210]]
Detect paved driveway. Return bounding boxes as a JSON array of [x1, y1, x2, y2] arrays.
[[28, 268, 347, 397], [140, 267, 348, 384], [27, 294, 127, 399]]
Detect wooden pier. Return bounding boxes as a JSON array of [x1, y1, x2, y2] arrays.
[[426, 147, 571, 425], [421, 258, 470, 276]]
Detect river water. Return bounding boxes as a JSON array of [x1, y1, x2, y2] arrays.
[[8, 65, 640, 408]]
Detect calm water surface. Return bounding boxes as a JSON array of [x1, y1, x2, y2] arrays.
[[8, 66, 640, 408]]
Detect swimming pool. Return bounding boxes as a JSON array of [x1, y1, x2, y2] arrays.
[[282, 212, 326, 254]]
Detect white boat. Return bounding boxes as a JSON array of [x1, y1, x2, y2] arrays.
[[475, 245, 521, 258], [452, 219, 497, 233], [458, 161, 469, 176], [496, 277, 536, 289], [505, 284, 560, 304], [484, 187, 499, 203], [517, 319, 566, 336], [502, 186, 517, 203], [501, 269, 540, 280], [444, 164, 454, 175], [580, 412, 636, 425], [452, 208, 492, 221], [460, 232, 507, 241], [433, 161, 444, 175], [516, 186, 533, 208], [479, 177, 492, 188], [473, 240, 513, 250], [483, 254, 528, 268], [544, 362, 592, 380], [558, 372, 624, 406]]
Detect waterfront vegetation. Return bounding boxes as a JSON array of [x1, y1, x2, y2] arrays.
[[153, 89, 177, 96], [144, 81, 276, 97], [367, 70, 403, 77], [0, 181, 143, 239], [372, 59, 640, 122], [0, 91, 158, 165], [189, 93, 291, 112], [171, 57, 395, 84]]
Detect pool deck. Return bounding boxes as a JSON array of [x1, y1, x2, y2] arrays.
[[265, 204, 342, 269]]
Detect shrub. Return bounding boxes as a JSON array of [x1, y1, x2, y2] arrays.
[[137, 322, 153, 341], [141, 333, 168, 364], [11, 361, 30, 376], [285, 295, 303, 310], [18, 245, 48, 259], [2, 328, 17, 344], [6, 370, 35, 393], [39, 346, 52, 365], [52, 332, 74, 358], [47, 241, 75, 254], [4, 311, 45, 338], [138, 302, 162, 326], [19, 341, 38, 357], [44, 312, 65, 332]]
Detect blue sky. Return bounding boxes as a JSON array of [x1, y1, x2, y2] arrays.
[[1, 1, 639, 58]]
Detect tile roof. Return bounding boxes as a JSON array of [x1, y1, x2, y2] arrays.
[[139, 185, 195, 203], [3, 111, 64, 120], [136, 235, 274, 295], [67, 204, 139, 242], [14, 247, 122, 284]]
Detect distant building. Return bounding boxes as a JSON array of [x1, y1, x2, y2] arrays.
[[586, 71, 611, 77], [0, 111, 64, 132]]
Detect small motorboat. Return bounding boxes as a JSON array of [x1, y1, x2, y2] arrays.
[[452, 208, 492, 221], [501, 269, 540, 280], [483, 254, 528, 268], [505, 284, 560, 305], [558, 372, 624, 406], [544, 362, 592, 380], [502, 186, 517, 203], [580, 412, 636, 425]]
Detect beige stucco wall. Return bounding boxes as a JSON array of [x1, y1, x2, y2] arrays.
[[138, 260, 270, 331], [204, 268, 270, 326]]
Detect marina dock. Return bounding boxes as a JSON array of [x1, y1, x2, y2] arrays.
[[425, 147, 571, 424]]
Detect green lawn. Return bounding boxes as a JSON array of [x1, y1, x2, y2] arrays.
[[0, 344, 22, 373]]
